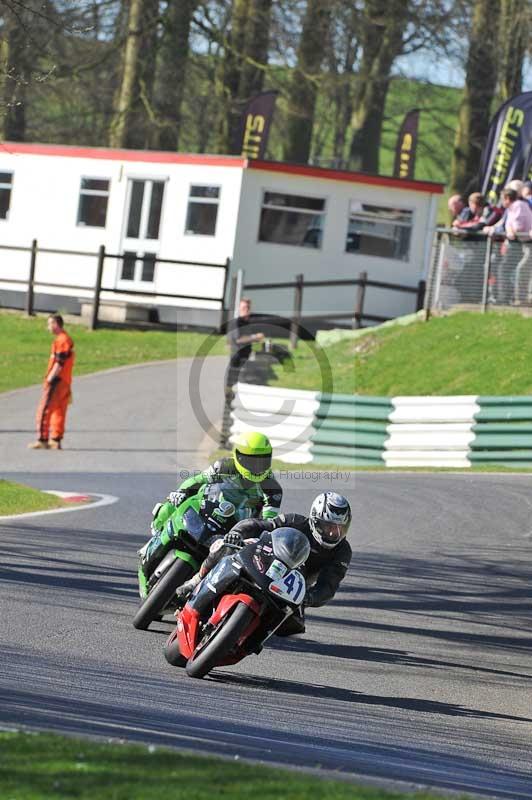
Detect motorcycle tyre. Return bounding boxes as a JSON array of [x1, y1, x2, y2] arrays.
[[186, 602, 256, 679], [133, 558, 193, 631], [163, 629, 187, 667]]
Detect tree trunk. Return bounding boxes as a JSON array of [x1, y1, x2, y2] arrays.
[[347, 0, 408, 173], [154, 0, 196, 151], [497, 0, 528, 103], [450, 0, 500, 196], [217, 0, 249, 153], [0, 9, 31, 141], [283, 0, 332, 164], [108, 0, 159, 149]]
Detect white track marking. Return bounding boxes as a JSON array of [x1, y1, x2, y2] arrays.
[[0, 492, 118, 522]]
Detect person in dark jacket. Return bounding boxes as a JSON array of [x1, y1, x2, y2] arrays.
[[177, 492, 352, 636]]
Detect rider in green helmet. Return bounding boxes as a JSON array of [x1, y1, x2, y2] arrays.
[[138, 431, 282, 585]]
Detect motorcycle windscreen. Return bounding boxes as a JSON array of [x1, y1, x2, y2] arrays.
[[182, 507, 206, 542], [271, 528, 310, 569]]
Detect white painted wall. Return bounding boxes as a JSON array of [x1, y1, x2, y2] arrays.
[[233, 168, 439, 321], [0, 149, 243, 309], [0, 146, 441, 321]]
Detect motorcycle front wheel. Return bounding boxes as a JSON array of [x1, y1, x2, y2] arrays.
[[133, 558, 193, 631], [185, 602, 256, 679], [163, 628, 187, 667]]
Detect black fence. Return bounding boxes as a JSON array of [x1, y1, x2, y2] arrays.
[[0, 240, 230, 330], [227, 271, 425, 348]]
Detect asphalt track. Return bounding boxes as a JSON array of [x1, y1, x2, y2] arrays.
[[1, 360, 532, 798]]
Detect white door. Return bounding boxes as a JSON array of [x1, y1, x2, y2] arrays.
[[117, 178, 166, 289]]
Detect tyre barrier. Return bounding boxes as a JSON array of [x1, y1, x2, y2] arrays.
[[229, 384, 532, 467]]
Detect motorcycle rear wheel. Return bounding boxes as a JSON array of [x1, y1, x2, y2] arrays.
[[133, 558, 193, 631], [185, 602, 256, 679]]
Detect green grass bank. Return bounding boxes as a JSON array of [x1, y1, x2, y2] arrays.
[[0, 480, 65, 516], [0, 732, 454, 800], [0, 311, 226, 393], [269, 312, 532, 397]]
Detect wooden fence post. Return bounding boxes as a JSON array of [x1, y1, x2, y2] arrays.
[[289, 273, 304, 350], [26, 239, 38, 316], [90, 245, 105, 331], [353, 271, 367, 329]]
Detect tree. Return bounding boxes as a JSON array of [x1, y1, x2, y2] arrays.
[[450, 0, 500, 196], [497, 0, 530, 103], [283, 0, 331, 164], [215, 0, 273, 153], [108, 0, 160, 149], [152, 0, 196, 151], [0, 0, 59, 140], [347, 0, 408, 173]]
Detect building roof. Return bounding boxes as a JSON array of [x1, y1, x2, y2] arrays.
[[0, 141, 445, 194]]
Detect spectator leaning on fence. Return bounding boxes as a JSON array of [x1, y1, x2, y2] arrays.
[[451, 192, 486, 233], [448, 194, 471, 225], [484, 189, 532, 305]]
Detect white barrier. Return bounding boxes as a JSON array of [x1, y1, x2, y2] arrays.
[[230, 383, 318, 463]]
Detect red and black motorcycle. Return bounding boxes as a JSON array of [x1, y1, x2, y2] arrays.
[[163, 527, 310, 679]]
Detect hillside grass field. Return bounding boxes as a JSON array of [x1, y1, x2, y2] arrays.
[[0, 311, 226, 393], [269, 312, 532, 397]]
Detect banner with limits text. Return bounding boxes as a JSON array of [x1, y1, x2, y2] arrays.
[[480, 91, 532, 205], [236, 91, 278, 160], [393, 109, 420, 180]]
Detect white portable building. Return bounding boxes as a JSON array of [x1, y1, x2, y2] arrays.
[[0, 142, 443, 327]]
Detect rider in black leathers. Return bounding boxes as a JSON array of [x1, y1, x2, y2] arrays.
[[178, 493, 352, 635]]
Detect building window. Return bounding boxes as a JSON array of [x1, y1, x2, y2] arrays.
[[185, 185, 220, 236], [0, 172, 13, 220], [259, 192, 325, 248], [77, 177, 110, 228], [346, 201, 413, 261]]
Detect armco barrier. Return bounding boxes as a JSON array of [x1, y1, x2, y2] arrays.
[[229, 384, 532, 467]]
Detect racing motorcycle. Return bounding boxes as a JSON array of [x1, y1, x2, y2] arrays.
[[133, 482, 241, 631], [163, 527, 310, 679]]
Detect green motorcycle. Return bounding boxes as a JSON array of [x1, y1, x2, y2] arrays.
[[133, 482, 243, 631]]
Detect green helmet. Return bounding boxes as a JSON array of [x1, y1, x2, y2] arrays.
[[233, 431, 273, 483]]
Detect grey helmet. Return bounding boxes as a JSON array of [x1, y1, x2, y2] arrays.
[[309, 492, 351, 548]]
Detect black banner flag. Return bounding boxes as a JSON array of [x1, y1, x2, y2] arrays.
[[393, 109, 420, 179], [480, 91, 532, 205], [236, 91, 278, 160]]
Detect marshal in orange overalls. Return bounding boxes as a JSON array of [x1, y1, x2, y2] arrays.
[[35, 328, 75, 445]]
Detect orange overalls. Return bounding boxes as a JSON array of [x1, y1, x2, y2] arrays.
[[35, 330, 75, 443]]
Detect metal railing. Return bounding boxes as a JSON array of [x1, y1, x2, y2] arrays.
[[425, 229, 532, 314], [0, 240, 230, 329]]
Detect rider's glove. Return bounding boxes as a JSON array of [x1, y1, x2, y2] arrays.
[[223, 531, 244, 549], [168, 490, 187, 508]]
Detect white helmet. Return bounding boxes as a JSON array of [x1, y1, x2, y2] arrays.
[[309, 492, 351, 549]]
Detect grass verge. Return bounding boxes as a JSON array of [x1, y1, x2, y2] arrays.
[[0, 311, 226, 393], [268, 311, 532, 396], [0, 731, 452, 800], [0, 480, 65, 516]]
